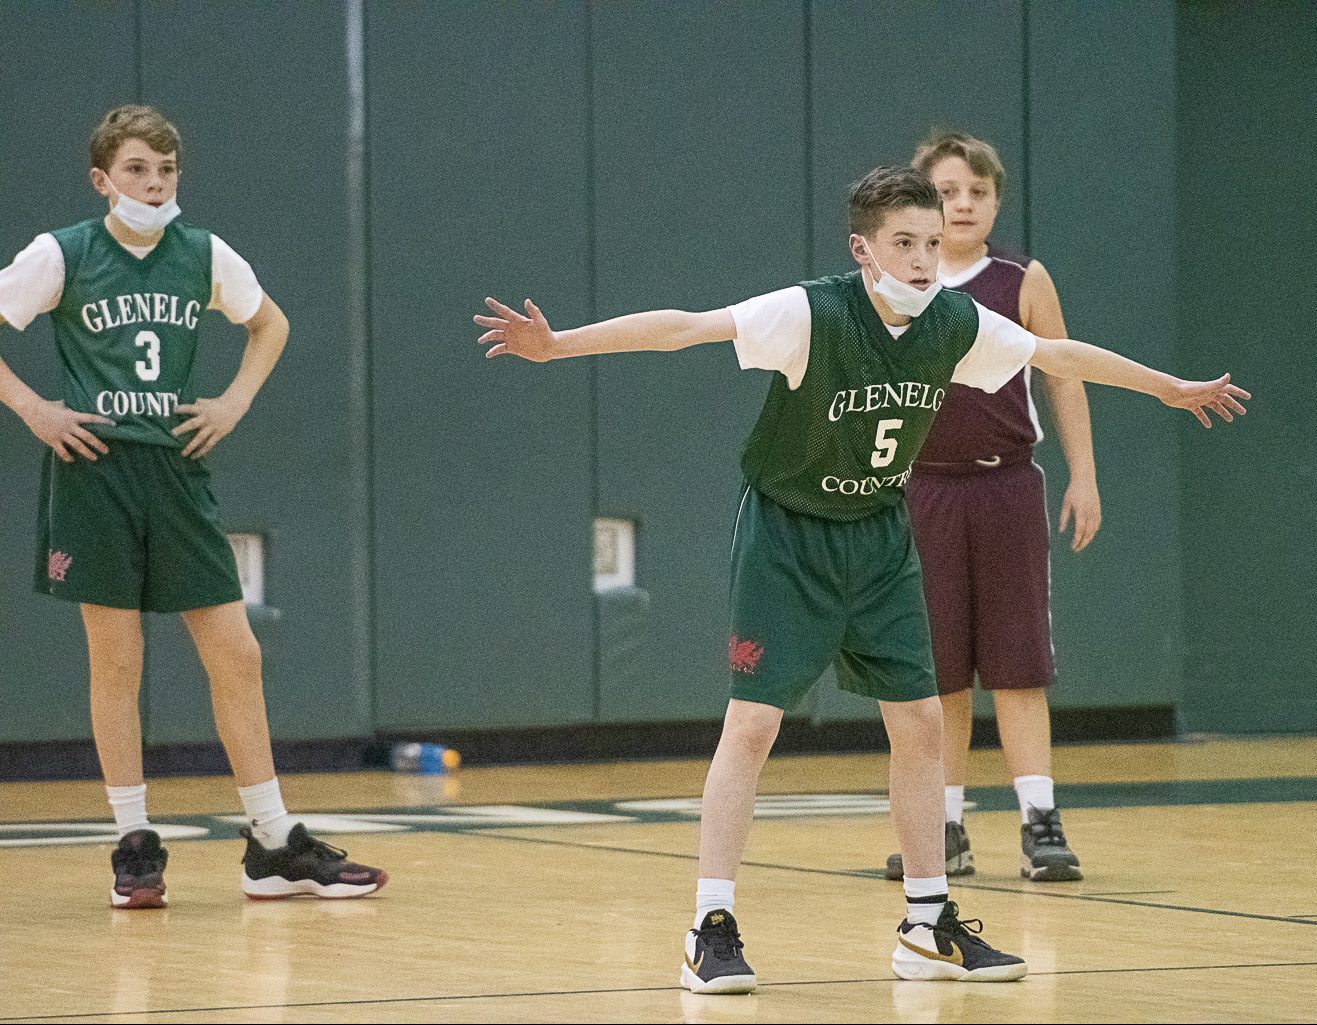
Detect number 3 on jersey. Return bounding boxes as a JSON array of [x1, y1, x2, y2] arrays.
[[135, 329, 161, 382], [871, 418, 903, 469]]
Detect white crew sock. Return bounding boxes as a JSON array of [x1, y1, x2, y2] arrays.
[[903, 874, 948, 926], [694, 878, 736, 929], [106, 783, 150, 838], [1014, 774, 1055, 823], [238, 778, 297, 849], [944, 785, 965, 825]]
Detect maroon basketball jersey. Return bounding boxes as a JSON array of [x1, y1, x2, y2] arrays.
[[916, 253, 1041, 464]]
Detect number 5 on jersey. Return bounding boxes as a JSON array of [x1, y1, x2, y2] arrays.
[[871, 418, 903, 469], [135, 329, 161, 382]]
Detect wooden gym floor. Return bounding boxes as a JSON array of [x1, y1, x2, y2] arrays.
[[2, 735, 1316, 1023]]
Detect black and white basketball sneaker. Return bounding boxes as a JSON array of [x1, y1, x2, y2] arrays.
[[240, 823, 387, 899], [884, 820, 975, 880], [1021, 807, 1082, 881], [892, 901, 1027, 982], [111, 829, 168, 909], [680, 910, 757, 994]]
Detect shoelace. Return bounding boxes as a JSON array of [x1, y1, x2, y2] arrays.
[[302, 836, 350, 862], [935, 901, 992, 950], [698, 920, 745, 960], [1028, 810, 1068, 848]]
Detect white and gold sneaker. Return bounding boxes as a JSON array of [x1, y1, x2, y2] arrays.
[[892, 901, 1027, 982], [680, 910, 757, 994]]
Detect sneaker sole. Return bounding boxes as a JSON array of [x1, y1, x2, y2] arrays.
[[111, 887, 167, 909], [242, 870, 388, 900], [1021, 857, 1083, 882], [892, 952, 1027, 983], [680, 962, 757, 994]]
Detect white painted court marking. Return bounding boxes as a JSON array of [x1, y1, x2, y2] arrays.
[[216, 814, 411, 834], [0, 794, 965, 847], [0, 822, 210, 848], [347, 807, 635, 827], [218, 807, 635, 834], [614, 794, 895, 817]]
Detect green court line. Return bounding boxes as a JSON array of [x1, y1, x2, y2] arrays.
[[2, 775, 1313, 844], [6, 961, 1316, 1022], [1074, 880, 1180, 890], [964, 775, 1317, 812]]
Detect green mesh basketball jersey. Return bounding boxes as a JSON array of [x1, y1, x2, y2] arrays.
[[49, 217, 212, 448], [741, 271, 979, 521]]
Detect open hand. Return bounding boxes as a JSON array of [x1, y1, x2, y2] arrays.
[[1160, 374, 1250, 428], [171, 394, 250, 459], [1058, 476, 1102, 552], [474, 297, 559, 362], [23, 399, 112, 463]]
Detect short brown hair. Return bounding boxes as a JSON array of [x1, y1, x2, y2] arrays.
[[912, 131, 1006, 198], [90, 105, 181, 171], [847, 166, 942, 237]]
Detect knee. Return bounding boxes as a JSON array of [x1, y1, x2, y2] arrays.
[[882, 696, 944, 749], [208, 633, 262, 684], [721, 702, 782, 760]]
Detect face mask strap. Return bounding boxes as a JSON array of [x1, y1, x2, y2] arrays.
[[861, 236, 885, 281]]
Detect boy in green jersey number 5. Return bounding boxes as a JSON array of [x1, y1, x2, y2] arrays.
[[0, 106, 385, 907], [475, 166, 1247, 987]]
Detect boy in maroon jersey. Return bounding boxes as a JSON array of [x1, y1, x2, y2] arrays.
[[885, 132, 1098, 883]]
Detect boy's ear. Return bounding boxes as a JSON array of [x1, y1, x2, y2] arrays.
[[90, 167, 112, 198]]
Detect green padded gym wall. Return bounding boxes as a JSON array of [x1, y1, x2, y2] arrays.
[[1176, 2, 1317, 733], [0, 6, 137, 743], [1, 2, 1311, 754]]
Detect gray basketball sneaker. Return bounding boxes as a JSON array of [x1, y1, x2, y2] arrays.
[[884, 820, 975, 880], [1021, 806, 1082, 881]]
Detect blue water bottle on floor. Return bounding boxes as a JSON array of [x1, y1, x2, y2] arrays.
[[390, 742, 461, 774]]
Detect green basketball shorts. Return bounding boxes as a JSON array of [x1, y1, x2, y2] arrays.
[[727, 485, 937, 710], [34, 441, 243, 613]]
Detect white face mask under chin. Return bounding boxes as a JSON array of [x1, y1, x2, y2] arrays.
[[862, 238, 942, 318], [109, 188, 181, 235]]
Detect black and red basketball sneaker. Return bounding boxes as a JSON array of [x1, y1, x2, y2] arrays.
[[240, 823, 387, 899], [111, 829, 168, 909]]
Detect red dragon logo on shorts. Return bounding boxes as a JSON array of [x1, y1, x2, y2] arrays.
[[728, 635, 765, 674], [48, 550, 73, 582]]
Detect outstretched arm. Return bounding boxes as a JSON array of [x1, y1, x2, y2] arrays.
[[475, 297, 734, 362], [1029, 336, 1249, 429], [172, 293, 289, 458]]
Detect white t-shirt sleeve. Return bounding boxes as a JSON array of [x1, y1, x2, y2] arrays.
[[0, 234, 65, 330], [952, 301, 1038, 393], [727, 285, 812, 390], [209, 235, 265, 324]]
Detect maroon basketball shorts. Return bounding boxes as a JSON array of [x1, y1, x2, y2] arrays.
[[906, 458, 1055, 694]]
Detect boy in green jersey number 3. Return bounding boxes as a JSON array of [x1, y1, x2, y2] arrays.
[[477, 165, 1248, 988], [0, 106, 385, 907]]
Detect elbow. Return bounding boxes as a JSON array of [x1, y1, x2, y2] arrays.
[[271, 308, 291, 349]]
